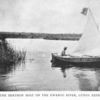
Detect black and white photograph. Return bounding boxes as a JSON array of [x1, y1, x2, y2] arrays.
[[0, 0, 100, 92]]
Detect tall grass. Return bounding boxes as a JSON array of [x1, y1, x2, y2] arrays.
[[0, 40, 26, 65]]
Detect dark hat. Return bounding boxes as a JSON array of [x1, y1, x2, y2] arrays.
[[64, 47, 67, 50]]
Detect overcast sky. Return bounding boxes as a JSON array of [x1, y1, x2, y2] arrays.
[[0, 0, 99, 33]]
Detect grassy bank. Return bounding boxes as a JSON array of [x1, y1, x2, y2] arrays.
[[0, 40, 26, 65], [0, 32, 81, 40]]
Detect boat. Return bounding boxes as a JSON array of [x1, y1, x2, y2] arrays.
[[51, 53, 100, 66], [51, 8, 100, 66]]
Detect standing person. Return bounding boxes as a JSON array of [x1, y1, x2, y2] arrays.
[[61, 47, 67, 56]]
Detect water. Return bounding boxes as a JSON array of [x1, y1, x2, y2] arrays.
[[0, 39, 100, 91]]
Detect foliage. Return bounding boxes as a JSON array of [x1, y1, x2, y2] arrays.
[[0, 40, 26, 65]]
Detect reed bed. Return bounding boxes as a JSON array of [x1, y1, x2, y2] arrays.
[[0, 40, 26, 65]]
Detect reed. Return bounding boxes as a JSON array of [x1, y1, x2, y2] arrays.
[[0, 40, 26, 65]]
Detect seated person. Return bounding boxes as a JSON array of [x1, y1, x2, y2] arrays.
[[61, 47, 67, 56]]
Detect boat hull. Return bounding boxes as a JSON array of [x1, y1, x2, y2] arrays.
[[51, 53, 100, 67]]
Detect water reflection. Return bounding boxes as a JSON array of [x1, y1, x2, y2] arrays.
[[51, 61, 100, 91], [0, 61, 25, 91], [0, 40, 25, 91], [61, 67, 67, 78], [0, 63, 14, 75]]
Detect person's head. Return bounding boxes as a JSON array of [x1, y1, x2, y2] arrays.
[[64, 47, 67, 50]]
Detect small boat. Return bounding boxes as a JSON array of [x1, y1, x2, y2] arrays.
[[51, 53, 100, 66], [51, 8, 100, 66]]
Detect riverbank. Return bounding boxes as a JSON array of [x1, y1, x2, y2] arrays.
[[0, 32, 81, 40], [0, 40, 26, 65]]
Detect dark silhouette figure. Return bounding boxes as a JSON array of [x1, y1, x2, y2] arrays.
[[61, 47, 67, 56]]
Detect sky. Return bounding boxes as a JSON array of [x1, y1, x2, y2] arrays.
[[0, 0, 100, 33]]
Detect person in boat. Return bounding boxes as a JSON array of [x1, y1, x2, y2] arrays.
[[61, 47, 67, 56]]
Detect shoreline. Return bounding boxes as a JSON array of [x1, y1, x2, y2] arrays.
[[0, 32, 81, 40]]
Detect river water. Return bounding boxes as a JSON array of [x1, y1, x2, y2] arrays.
[[0, 39, 100, 91]]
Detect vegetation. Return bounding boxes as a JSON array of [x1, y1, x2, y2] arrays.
[[0, 32, 81, 40], [0, 40, 26, 65]]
